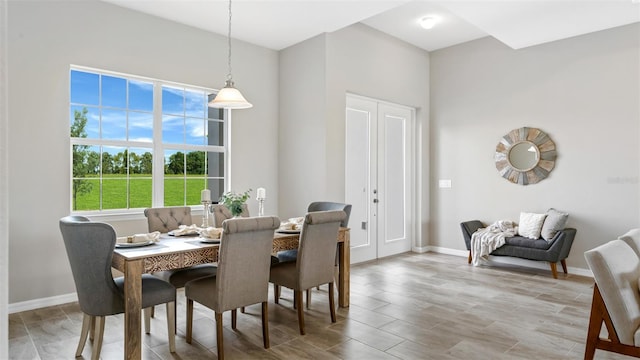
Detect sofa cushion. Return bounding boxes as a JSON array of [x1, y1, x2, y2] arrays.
[[518, 212, 547, 239], [541, 208, 569, 242], [504, 236, 553, 250]]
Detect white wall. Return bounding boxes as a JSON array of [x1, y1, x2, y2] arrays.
[[7, 0, 278, 304], [278, 35, 328, 219], [1, 0, 9, 355], [278, 23, 430, 248], [430, 23, 640, 269]]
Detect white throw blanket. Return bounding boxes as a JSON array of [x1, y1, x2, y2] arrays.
[[471, 220, 518, 266]]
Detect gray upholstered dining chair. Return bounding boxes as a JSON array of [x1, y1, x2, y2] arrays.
[[275, 201, 351, 307], [59, 215, 176, 360], [185, 216, 280, 360], [211, 203, 250, 227], [144, 206, 218, 322], [270, 210, 346, 335], [584, 240, 640, 359]]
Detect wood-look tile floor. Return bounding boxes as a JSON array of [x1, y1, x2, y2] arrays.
[[8, 252, 633, 359]]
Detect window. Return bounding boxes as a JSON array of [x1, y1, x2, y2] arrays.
[[70, 67, 226, 213]]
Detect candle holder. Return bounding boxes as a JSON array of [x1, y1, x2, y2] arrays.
[[257, 198, 265, 217], [201, 200, 211, 227]]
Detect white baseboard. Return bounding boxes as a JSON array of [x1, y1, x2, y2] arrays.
[[424, 246, 593, 278], [411, 245, 429, 253], [9, 292, 77, 314]]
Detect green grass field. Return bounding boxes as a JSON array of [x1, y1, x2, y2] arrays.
[[73, 174, 209, 210]]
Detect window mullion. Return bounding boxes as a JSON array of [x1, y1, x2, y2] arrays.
[[152, 81, 164, 207]]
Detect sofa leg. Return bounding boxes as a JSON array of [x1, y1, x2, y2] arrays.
[[549, 262, 558, 279], [561, 259, 568, 274], [467, 251, 472, 264]]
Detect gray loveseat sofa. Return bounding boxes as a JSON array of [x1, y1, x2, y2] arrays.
[[460, 220, 577, 278]]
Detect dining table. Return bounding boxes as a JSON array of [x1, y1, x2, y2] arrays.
[[111, 227, 350, 360]]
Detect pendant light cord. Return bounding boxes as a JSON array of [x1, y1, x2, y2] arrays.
[[226, 0, 233, 82]]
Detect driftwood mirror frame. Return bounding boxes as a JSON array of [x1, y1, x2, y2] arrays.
[[495, 127, 556, 185]]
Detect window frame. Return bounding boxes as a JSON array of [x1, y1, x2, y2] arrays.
[[69, 65, 228, 220]]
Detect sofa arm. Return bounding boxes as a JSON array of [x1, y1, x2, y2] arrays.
[[460, 220, 485, 250]]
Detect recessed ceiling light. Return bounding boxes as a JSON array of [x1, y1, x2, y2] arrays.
[[419, 16, 438, 30]]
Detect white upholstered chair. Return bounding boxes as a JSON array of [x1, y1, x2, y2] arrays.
[[185, 216, 280, 360], [619, 228, 640, 257], [584, 239, 640, 359]]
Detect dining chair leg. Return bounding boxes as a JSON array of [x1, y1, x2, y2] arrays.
[[240, 306, 245, 313], [75, 313, 91, 357], [215, 312, 224, 360], [231, 309, 237, 330], [328, 282, 336, 323], [166, 301, 176, 353], [273, 284, 280, 304], [144, 307, 151, 334], [306, 289, 311, 309], [262, 301, 270, 349], [150, 305, 155, 318], [293, 290, 298, 309], [92, 315, 105, 360], [186, 299, 194, 344], [89, 316, 95, 341], [295, 290, 305, 335]]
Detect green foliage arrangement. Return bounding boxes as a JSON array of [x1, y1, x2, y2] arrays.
[[219, 189, 252, 217]]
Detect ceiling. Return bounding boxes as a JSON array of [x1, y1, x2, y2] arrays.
[[102, 0, 640, 52]]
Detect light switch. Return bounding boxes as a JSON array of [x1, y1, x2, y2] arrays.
[[439, 179, 452, 188]]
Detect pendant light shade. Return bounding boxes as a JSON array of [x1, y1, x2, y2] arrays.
[[209, 0, 252, 109], [209, 80, 253, 109]]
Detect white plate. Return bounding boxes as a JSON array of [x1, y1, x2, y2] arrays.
[[199, 238, 221, 244], [276, 229, 301, 234], [115, 240, 154, 248], [168, 231, 199, 237]]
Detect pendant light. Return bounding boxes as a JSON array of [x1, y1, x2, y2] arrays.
[[209, 0, 253, 109]]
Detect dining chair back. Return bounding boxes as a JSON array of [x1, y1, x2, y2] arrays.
[[144, 206, 192, 233], [584, 239, 640, 359], [269, 210, 346, 335], [185, 216, 280, 360], [59, 215, 176, 359], [307, 201, 352, 227], [60, 215, 124, 316], [211, 203, 250, 227], [619, 229, 640, 257]]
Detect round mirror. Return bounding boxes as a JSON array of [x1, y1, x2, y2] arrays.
[[495, 127, 556, 185], [508, 141, 539, 171]]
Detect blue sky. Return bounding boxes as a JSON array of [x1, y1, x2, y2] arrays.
[[70, 69, 221, 147]]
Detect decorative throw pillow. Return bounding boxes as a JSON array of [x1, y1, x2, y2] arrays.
[[540, 208, 569, 242], [518, 212, 547, 239]]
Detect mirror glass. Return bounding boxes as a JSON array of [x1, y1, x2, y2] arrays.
[[508, 141, 539, 171]]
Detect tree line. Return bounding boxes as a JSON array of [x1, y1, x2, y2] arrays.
[[71, 107, 207, 209]]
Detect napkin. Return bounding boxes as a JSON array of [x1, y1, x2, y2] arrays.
[[117, 231, 161, 244], [199, 227, 222, 239], [170, 224, 200, 236], [280, 217, 304, 230]]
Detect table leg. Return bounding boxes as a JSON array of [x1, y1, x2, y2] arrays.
[[124, 259, 143, 359], [338, 231, 350, 307]]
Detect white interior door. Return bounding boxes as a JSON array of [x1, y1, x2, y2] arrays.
[[345, 95, 413, 263]]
